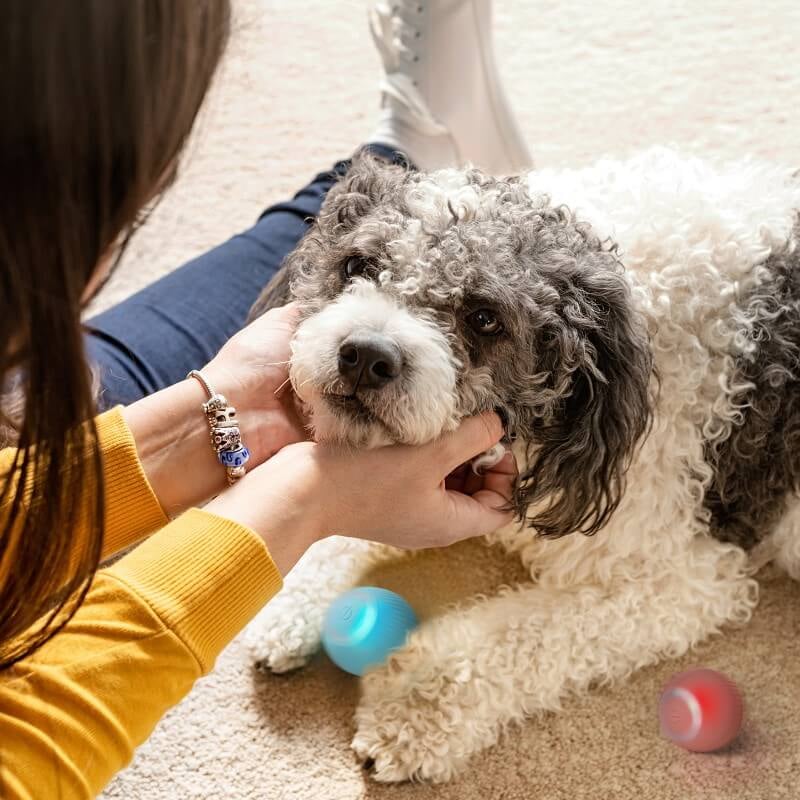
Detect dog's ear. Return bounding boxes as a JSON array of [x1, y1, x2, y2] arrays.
[[247, 153, 408, 323], [515, 246, 654, 537], [319, 150, 410, 231]]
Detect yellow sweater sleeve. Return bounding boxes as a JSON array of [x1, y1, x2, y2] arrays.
[[92, 407, 170, 558], [0, 407, 169, 566], [0, 507, 283, 800]]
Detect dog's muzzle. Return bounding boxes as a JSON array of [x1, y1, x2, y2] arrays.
[[337, 333, 403, 393]]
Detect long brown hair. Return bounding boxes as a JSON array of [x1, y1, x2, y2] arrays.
[[0, 0, 231, 669]]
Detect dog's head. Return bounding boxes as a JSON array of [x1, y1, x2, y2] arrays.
[[254, 155, 653, 536]]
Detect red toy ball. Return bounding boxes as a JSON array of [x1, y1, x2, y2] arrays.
[[659, 668, 743, 752]]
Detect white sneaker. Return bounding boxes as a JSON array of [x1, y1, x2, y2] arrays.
[[368, 0, 532, 174]]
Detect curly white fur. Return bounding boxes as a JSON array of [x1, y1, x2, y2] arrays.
[[246, 148, 800, 782]]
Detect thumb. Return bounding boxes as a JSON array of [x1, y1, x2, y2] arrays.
[[441, 450, 517, 543], [431, 412, 505, 477], [440, 487, 515, 545], [262, 300, 300, 329]]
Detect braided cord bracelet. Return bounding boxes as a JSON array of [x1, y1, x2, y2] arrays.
[[187, 369, 251, 485]]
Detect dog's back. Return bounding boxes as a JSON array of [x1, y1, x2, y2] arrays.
[[526, 148, 800, 562]]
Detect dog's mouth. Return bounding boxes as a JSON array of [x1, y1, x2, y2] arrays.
[[321, 391, 382, 426]]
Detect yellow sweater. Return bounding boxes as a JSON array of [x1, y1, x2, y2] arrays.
[[0, 408, 283, 799]]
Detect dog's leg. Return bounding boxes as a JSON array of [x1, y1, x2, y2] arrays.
[[245, 536, 406, 673], [760, 494, 800, 580], [352, 538, 757, 783]]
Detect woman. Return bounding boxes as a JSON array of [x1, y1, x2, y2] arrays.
[[0, 1, 529, 797]]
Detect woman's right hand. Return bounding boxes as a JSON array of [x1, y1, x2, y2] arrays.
[[205, 412, 517, 576]]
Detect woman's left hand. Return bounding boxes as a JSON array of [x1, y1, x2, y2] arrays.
[[202, 303, 309, 464], [123, 303, 308, 517]]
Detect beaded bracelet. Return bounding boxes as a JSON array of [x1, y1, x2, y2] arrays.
[[187, 369, 251, 485]]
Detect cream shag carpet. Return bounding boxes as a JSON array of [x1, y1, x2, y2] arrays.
[[98, 1, 800, 798]]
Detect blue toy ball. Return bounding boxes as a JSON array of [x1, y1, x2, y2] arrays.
[[322, 587, 418, 676]]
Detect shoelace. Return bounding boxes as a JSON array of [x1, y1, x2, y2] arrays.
[[373, 0, 423, 65], [370, 0, 449, 138]]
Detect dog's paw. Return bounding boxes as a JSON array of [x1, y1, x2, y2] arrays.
[[353, 725, 458, 783], [352, 692, 465, 783], [250, 636, 315, 674], [245, 596, 324, 674], [352, 645, 478, 783]]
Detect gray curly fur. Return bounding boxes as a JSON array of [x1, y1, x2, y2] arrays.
[[250, 154, 654, 538], [704, 218, 800, 549]]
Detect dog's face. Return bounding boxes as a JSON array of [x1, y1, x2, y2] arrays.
[[253, 156, 653, 536]]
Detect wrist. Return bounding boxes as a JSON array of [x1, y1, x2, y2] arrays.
[[123, 378, 228, 516], [201, 359, 299, 465], [198, 302, 308, 472], [205, 466, 325, 576], [186, 369, 254, 485]]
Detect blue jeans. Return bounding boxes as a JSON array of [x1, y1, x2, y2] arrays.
[[85, 145, 399, 409]]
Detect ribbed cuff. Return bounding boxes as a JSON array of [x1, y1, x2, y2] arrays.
[[95, 407, 169, 558], [105, 508, 284, 673]]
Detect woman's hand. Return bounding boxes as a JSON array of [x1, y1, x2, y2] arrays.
[[202, 303, 308, 461], [206, 412, 517, 576], [123, 304, 306, 518]]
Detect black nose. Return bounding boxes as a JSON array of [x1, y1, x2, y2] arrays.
[[337, 334, 402, 391]]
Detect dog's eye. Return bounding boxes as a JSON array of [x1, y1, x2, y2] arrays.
[[344, 256, 370, 281], [467, 309, 504, 336]]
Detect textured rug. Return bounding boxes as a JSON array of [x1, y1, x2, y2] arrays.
[[99, 1, 800, 798]]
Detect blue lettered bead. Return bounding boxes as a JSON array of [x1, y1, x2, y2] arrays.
[[219, 445, 251, 468]]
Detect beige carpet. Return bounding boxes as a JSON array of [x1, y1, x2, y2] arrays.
[[98, 1, 800, 798]]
